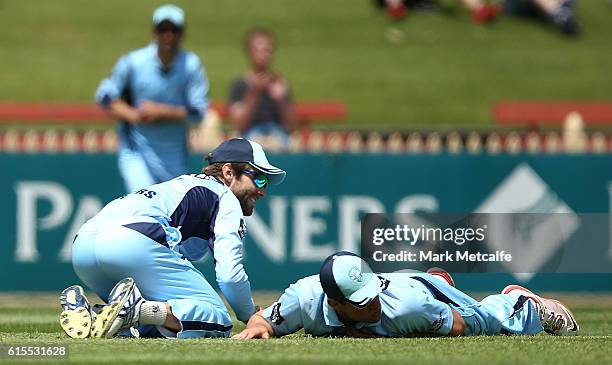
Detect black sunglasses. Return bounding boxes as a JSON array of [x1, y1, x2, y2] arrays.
[[155, 25, 183, 34]]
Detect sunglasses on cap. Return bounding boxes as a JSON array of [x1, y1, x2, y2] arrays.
[[241, 170, 269, 189]]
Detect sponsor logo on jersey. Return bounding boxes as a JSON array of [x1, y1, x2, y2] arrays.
[[270, 302, 284, 325], [431, 311, 444, 331], [238, 219, 247, 240], [377, 275, 390, 291]]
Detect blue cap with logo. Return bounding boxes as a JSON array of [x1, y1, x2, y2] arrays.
[[208, 138, 286, 185], [152, 4, 185, 27], [319, 251, 382, 308]]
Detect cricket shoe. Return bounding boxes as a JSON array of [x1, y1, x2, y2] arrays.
[[59, 285, 93, 339], [502, 284, 579, 336], [426, 267, 455, 287], [91, 277, 143, 338]]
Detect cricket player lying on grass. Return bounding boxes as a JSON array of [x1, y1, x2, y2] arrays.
[[232, 251, 579, 339], [58, 138, 285, 339]]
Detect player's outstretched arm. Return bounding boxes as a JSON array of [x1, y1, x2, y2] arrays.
[[232, 313, 274, 340], [448, 308, 466, 336]]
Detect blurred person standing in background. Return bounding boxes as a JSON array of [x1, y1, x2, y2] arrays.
[[228, 28, 296, 147], [95, 4, 209, 192]]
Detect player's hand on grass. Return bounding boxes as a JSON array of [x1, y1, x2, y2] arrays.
[[233, 312, 274, 339], [231, 325, 271, 340]]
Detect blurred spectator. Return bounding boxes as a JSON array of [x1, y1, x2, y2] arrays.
[[375, 0, 579, 34], [95, 4, 208, 192], [228, 28, 296, 147], [376, 0, 500, 23], [502, 0, 580, 36]]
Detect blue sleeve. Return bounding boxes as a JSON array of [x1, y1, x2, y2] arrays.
[[184, 54, 208, 121], [397, 294, 454, 336], [211, 194, 255, 323], [261, 284, 305, 337], [95, 55, 131, 107], [418, 296, 454, 335]]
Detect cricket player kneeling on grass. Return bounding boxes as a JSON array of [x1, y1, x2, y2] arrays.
[[232, 251, 579, 339], [59, 138, 285, 339]]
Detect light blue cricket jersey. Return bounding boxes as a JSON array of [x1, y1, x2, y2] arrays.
[[95, 42, 209, 181], [261, 273, 455, 337], [262, 273, 543, 337], [78, 174, 255, 322]]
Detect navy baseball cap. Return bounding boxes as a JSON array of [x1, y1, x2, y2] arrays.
[[153, 4, 185, 27], [319, 251, 382, 308], [208, 138, 286, 185]]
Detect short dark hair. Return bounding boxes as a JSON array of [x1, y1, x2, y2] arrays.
[[202, 153, 249, 177], [243, 27, 275, 51]]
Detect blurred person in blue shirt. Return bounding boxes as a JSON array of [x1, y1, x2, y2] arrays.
[[95, 4, 209, 192]]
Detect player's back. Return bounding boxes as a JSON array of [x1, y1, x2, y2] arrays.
[[80, 174, 238, 241]]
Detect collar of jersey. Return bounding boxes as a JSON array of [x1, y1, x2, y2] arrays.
[[149, 42, 182, 72]]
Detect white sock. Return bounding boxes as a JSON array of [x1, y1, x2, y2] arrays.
[[139, 301, 168, 326]]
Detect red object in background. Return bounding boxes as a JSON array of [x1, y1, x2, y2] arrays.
[[386, 2, 408, 20], [0, 101, 347, 124], [494, 101, 612, 126], [0, 103, 109, 122], [472, 4, 500, 23]]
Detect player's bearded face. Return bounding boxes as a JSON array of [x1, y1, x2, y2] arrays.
[[232, 176, 264, 216], [235, 187, 257, 216]]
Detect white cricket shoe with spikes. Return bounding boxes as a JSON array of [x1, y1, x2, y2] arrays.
[[91, 277, 143, 338], [59, 285, 93, 339], [502, 284, 579, 336]]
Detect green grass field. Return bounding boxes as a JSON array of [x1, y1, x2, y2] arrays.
[[1, 1, 611, 127], [1, 292, 610, 364]]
